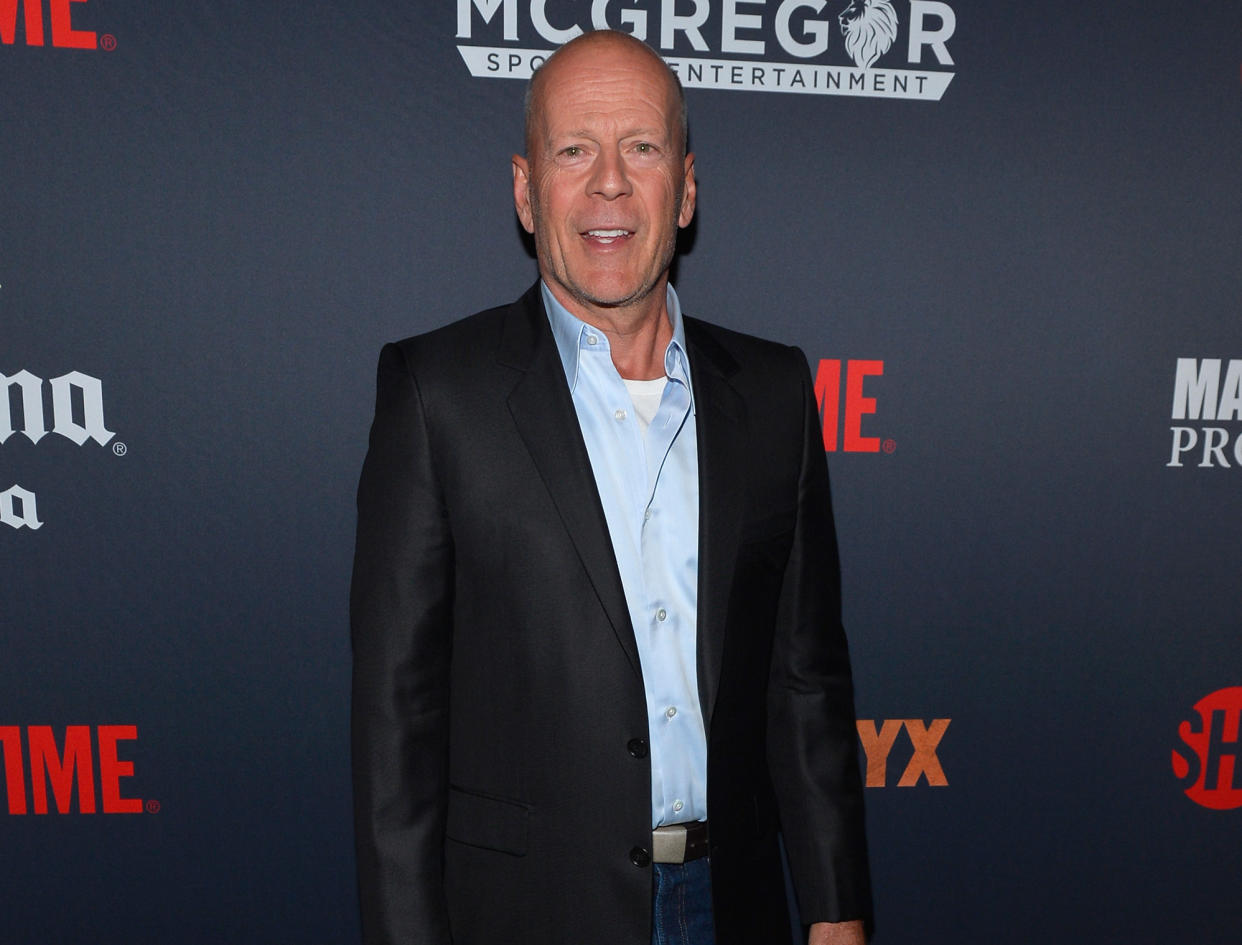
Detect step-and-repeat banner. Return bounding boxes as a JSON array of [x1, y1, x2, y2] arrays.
[[3, 2, 1239, 942]]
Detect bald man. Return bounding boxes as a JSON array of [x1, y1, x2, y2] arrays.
[[351, 30, 872, 945]]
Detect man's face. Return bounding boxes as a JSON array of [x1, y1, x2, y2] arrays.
[[513, 39, 696, 320]]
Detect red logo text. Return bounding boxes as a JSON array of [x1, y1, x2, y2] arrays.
[[0, 725, 142, 814], [1172, 688, 1242, 810], [814, 359, 884, 452], [1, 0, 97, 49]]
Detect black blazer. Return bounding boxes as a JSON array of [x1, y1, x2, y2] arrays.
[[350, 285, 871, 945]]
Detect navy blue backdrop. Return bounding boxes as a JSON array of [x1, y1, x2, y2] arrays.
[[3, 1, 1240, 941]]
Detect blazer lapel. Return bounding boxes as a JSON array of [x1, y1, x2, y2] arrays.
[[500, 286, 643, 679], [685, 318, 747, 736]]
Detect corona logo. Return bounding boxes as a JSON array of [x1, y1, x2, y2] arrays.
[[1172, 687, 1242, 810], [2, 369, 121, 529], [856, 717, 949, 786], [1, 0, 99, 49], [0, 725, 143, 815], [0, 484, 42, 529], [814, 359, 887, 452], [1, 370, 115, 446]]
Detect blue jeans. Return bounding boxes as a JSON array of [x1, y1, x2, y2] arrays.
[[652, 858, 717, 945]]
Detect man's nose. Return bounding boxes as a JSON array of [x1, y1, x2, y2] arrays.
[[588, 146, 633, 200]]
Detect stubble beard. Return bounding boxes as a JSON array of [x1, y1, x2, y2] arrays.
[[531, 186, 683, 315]]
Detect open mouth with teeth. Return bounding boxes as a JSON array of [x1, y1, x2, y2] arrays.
[[584, 228, 634, 245]]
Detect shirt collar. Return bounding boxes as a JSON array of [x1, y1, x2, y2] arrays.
[[541, 281, 692, 395]]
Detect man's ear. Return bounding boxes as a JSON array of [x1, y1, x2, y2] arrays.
[[512, 155, 535, 234], [678, 152, 697, 229]]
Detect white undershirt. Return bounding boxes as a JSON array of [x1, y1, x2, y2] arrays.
[[622, 376, 668, 434]]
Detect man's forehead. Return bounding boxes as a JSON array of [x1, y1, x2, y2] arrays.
[[535, 65, 678, 130], [523, 32, 687, 154], [541, 93, 674, 129]]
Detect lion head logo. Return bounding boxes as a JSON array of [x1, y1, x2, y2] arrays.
[[839, 0, 899, 69]]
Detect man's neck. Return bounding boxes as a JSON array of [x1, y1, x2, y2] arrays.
[[545, 279, 673, 381]]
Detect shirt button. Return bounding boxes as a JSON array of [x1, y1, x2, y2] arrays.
[[627, 737, 649, 759], [629, 846, 651, 868], [672, 799, 684, 813], [644, 509, 652, 521], [614, 408, 627, 421], [656, 608, 667, 622], [586, 334, 598, 345], [665, 706, 677, 719]]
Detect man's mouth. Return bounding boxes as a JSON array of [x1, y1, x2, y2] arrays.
[[583, 229, 633, 245]]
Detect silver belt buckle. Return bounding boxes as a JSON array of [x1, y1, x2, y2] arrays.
[[651, 823, 689, 864]]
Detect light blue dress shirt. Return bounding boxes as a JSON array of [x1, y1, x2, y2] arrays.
[[542, 281, 708, 829]]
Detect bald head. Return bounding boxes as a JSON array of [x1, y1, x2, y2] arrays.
[[523, 30, 687, 159]]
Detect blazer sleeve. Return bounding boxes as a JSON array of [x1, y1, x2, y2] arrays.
[[350, 342, 454, 945], [765, 347, 874, 932]]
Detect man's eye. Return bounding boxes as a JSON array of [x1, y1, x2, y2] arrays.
[[562, 146, 582, 157], [635, 143, 653, 154]]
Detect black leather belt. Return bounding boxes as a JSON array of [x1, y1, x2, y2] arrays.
[[652, 820, 709, 863]]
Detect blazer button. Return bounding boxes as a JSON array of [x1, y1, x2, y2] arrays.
[[627, 738, 649, 758], [629, 846, 651, 868]]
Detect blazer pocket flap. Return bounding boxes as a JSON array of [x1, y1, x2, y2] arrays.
[[445, 786, 531, 856]]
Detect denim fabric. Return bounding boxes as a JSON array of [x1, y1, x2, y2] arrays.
[[652, 859, 717, 945]]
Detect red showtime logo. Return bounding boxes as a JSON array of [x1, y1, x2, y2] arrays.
[[1, 0, 104, 49], [1171, 688, 1242, 810], [814, 359, 890, 453], [1, 725, 145, 814]]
